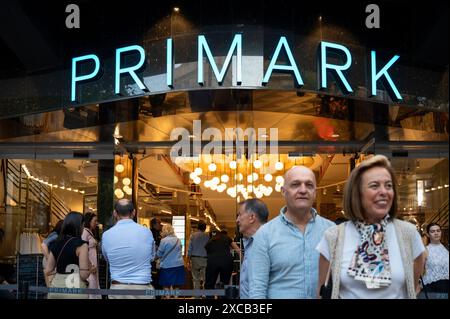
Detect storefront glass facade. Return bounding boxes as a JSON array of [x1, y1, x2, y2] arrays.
[[0, 0, 447, 297]]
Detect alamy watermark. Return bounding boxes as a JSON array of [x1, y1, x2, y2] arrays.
[[65, 4, 80, 29], [170, 120, 279, 164], [365, 4, 380, 29]]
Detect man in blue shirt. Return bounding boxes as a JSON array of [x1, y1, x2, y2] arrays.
[[236, 198, 269, 299], [248, 166, 334, 298], [187, 220, 210, 292], [102, 199, 155, 299]]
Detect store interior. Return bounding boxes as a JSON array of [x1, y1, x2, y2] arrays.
[[0, 89, 448, 259]]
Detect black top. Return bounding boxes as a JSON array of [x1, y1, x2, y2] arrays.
[[49, 237, 87, 274], [151, 229, 162, 247], [205, 233, 233, 258]]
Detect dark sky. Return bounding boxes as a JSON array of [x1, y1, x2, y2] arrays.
[[0, 0, 448, 78]]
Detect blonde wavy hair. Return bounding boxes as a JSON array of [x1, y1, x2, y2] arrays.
[[161, 224, 175, 237]]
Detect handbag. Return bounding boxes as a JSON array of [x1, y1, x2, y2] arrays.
[[155, 238, 179, 270], [319, 262, 333, 299]]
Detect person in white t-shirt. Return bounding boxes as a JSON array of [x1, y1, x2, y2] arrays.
[[316, 155, 425, 299]]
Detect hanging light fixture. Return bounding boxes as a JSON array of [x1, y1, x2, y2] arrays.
[[115, 188, 124, 199], [275, 156, 284, 170], [253, 159, 262, 169], [208, 163, 217, 172], [115, 164, 125, 173], [275, 176, 284, 184], [264, 173, 273, 182]]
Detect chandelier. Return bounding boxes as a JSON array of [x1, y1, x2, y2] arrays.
[[174, 154, 322, 199]]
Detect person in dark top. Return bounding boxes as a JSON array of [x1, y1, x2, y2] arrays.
[[150, 217, 162, 247], [150, 217, 163, 293], [0, 228, 13, 299], [205, 228, 241, 293], [44, 211, 91, 299]]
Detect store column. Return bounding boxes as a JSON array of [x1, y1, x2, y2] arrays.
[[97, 160, 114, 230]]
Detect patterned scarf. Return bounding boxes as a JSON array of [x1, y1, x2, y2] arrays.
[[347, 214, 392, 289]]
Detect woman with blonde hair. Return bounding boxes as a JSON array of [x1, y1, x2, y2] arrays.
[[156, 224, 185, 297], [316, 155, 425, 299]]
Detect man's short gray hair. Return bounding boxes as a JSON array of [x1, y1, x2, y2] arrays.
[[239, 199, 269, 223]]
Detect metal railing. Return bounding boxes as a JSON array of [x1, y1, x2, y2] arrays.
[[6, 160, 70, 224], [0, 283, 236, 299], [422, 198, 449, 230]]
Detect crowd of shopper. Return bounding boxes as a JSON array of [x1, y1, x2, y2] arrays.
[[38, 155, 447, 299]]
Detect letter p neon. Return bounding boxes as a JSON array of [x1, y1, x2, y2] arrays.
[[71, 54, 100, 102]]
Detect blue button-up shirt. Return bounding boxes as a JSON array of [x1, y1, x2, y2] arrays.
[[248, 207, 334, 299], [187, 231, 209, 258], [156, 235, 184, 269], [102, 219, 155, 284], [240, 237, 254, 299]]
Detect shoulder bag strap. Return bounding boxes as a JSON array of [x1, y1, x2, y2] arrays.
[[419, 276, 429, 299], [325, 223, 344, 286], [54, 237, 75, 272], [161, 238, 180, 262]]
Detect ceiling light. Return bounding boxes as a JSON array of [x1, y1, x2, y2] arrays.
[[194, 167, 203, 175], [275, 161, 283, 170], [253, 160, 262, 169], [229, 161, 237, 169], [264, 173, 273, 182], [114, 189, 124, 199], [122, 177, 131, 186], [115, 164, 125, 173], [208, 163, 217, 172]]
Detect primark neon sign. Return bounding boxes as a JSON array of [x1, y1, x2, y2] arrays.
[[71, 34, 402, 102]]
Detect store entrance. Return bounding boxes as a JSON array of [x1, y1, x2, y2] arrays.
[[0, 89, 448, 297]]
